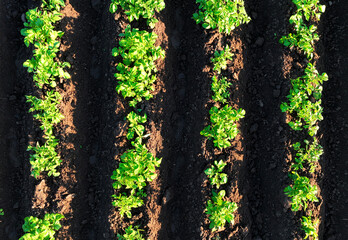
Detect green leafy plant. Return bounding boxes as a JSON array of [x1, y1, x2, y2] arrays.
[[109, 0, 164, 236], [21, 9, 63, 47], [22, 9, 70, 88], [117, 225, 145, 240], [110, 0, 165, 28], [206, 190, 238, 232], [211, 76, 231, 103], [281, 0, 326, 237], [22, 3, 70, 178], [211, 46, 233, 74], [112, 190, 146, 218], [284, 172, 318, 212], [111, 140, 161, 190], [126, 111, 147, 140], [301, 213, 319, 240], [205, 160, 228, 189], [193, 0, 251, 34], [26, 91, 64, 178], [113, 25, 165, 107], [291, 139, 323, 173], [28, 138, 61, 178], [42, 0, 66, 11], [292, 0, 326, 22], [280, 63, 328, 136], [19, 214, 64, 240], [26, 92, 64, 133], [0, 209, 4, 216], [280, 0, 325, 59], [280, 24, 318, 59], [201, 105, 245, 149]]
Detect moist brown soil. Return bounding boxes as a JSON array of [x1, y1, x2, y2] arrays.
[[0, 0, 347, 239]]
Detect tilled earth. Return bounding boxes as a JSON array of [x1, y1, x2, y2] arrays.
[[0, 0, 347, 239]]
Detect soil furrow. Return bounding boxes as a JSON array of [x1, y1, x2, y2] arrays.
[[321, 0, 348, 239], [56, 0, 103, 238], [0, 0, 25, 239], [1, 1, 348, 239], [157, 1, 210, 239], [242, 0, 299, 239], [85, 3, 123, 239]]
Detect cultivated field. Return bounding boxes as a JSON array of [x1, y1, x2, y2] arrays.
[[0, 0, 347, 239]]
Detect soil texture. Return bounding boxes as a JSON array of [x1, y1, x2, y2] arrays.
[[0, 0, 347, 239]]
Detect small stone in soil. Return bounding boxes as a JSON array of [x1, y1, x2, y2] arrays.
[[9, 95, 16, 101], [273, 89, 280, 98], [269, 163, 276, 169], [103, 232, 109, 239], [250, 123, 259, 133], [89, 155, 97, 165], [11, 10, 18, 18], [91, 0, 101, 10], [255, 37, 264, 47]]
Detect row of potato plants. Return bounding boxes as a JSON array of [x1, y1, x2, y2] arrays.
[[109, 0, 165, 238], [19, 0, 68, 239], [193, 0, 250, 236], [280, 0, 327, 239], [202, 47, 243, 232]]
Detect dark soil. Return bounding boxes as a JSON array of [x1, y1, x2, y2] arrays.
[[241, 0, 301, 239], [0, 0, 24, 239], [321, 0, 348, 239], [0, 0, 347, 239]]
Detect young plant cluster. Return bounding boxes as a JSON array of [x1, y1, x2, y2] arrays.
[[112, 26, 165, 107], [198, 44, 246, 233], [205, 161, 238, 232], [201, 46, 245, 150], [109, 1, 165, 238], [193, 0, 251, 34], [109, 0, 165, 28], [280, 0, 327, 137], [19, 213, 64, 240], [19, 0, 68, 237], [280, 1, 327, 239], [21, 0, 70, 178], [193, 2, 250, 234]]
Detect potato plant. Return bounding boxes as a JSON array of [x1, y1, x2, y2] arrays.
[[42, 0, 66, 11], [292, 0, 326, 22], [111, 141, 162, 191], [211, 46, 233, 74], [201, 105, 245, 149], [117, 225, 145, 240], [280, 24, 319, 59], [280, 63, 328, 136], [21, 1, 70, 178], [205, 160, 228, 189], [109, 0, 165, 236], [112, 191, 145, 218], [280, 0, 325, 59], [284, 172, 318, 212], [281, 1, 326, 239], [206, 190, 238, 232], [301, 213, 319, 240], [291, 139, 323, 173], [193, 0, 251, 34], [19, 214, 64, 240], [113, 25, 165, 107], [211, 76, 232, 103], [110, 0, 165, 28]]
